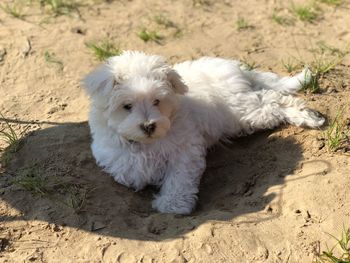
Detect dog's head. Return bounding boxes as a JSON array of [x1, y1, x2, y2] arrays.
[[83, 51, 188, 144]]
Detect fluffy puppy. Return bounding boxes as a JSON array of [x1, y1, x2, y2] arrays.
[[83, 51, 325, 214]]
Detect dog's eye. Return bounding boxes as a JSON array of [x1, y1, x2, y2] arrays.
[[153, 99, 160, 106], [123, 104, 133, 111]]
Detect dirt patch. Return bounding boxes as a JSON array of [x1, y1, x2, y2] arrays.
[[0, 0, 350, 262]]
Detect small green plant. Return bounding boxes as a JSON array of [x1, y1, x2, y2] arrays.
[[138, 29, 163, 43], [12, 166, 49, 196], [316, 42, 350, 58], [154, 15, 176, 28], [314, 227, 350, 262], [300, 55, 340, 93], [308, 43, 349, 94], [0, 112, 25, 166], [236, 17, 253, 30], [192, 0, 211, 6], [291, 3, 319, 23], [86, 40, 121, 61], [0, 3, 25, 19], [312, 57, 339, 75], [271, 11, 294, 26], [318, 0, 343, 6], [39, 0, 81, 16], [289, 41, 348, 93], [240, 58, 258, 71], [44, 51, 64, 69], [154, 15, 182, 37], [324, 108, 349, 152], [0, 113, 20, 151], [282, 59, 301, 73]]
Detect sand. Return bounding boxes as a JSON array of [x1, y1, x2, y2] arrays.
[[0, 0, 349, 262]]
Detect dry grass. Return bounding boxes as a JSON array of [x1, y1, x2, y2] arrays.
[[236, 17, 254, 30], [271, 11, 294, 26], [44, 50, 64, 69], [12, 165, 90, 212]]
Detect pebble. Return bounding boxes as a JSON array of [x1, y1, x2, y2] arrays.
[[46, 223, 62, 232], [91, 221, 106, 232], [47, 106, 59, 114], [22, 38, 31, 57], [170, 255, 186, 263], [203, 243, 213, 255], [118, 252, 136, 263]]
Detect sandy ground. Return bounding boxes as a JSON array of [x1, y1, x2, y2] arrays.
[[0, 0, 350, 262]]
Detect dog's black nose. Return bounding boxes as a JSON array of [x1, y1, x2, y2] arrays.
[[140, 122, 156, 135]]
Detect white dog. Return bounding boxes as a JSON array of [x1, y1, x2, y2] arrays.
[[83, 51, 325, 214]]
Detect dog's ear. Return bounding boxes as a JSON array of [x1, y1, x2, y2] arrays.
[[167, 69, 188, 95], [83, 64, 116, 97]]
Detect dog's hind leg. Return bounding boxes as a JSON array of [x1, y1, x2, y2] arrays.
[[239, 89, 325, 133], [243, 68, 312, 94]]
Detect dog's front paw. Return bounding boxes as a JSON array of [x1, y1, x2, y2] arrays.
[[152, 194, 197, 215]]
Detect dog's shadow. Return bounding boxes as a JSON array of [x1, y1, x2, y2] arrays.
[[0, 121, 303, 241]]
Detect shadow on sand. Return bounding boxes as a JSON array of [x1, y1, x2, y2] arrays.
[[1, 121, 305, 241]]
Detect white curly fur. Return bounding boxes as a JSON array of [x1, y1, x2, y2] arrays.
[[83, 51, 325, 214]]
